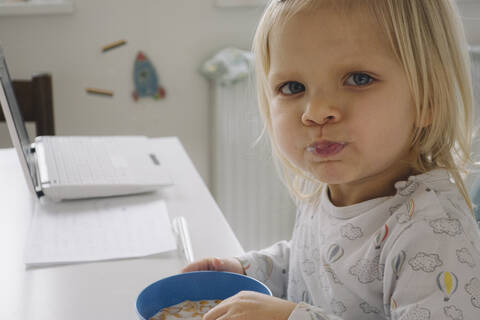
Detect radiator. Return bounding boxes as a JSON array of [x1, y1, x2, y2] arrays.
[[471, 47, 480, 139], [468, 47, 480, 189], [206, 49, 296, 251]]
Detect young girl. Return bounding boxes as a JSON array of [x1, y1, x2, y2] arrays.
[[183, 0, 480, 319]]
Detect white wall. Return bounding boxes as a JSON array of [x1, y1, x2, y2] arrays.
[[0, 0, 479, 187], [0, 0, 264, 185], [461, 1, 480, 45]]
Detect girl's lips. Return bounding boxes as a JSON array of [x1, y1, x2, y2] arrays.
[[306, 141, 346, 157]]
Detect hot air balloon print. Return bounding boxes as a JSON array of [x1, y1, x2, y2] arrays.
[[326, 244, 344, 264], [263, 256, 274, 280], [437, 271, 458, 301], [390, 297, 398, 310], [302, 290, 312, 305], [407, 199, 415, 219], [392, 250, 406, 280], [374, 224, 389, 249], [321, 244, 344, 285]]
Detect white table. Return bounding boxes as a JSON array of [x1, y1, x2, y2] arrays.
[[0, 136, 244, 320]]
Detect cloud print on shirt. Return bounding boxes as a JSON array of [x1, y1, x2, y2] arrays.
[[465, 277, 480, 309], [402, 305, 431, 320], [302, 259, 316, 276], [429, 218, 463, 236], [408, 252, 443, 273], [359, 301, 380, 314], [349, 255, 383, 283], [456, 248, 476, 268], [330, 299, 347, 316], [443, 305, 463, 320], [340, 223, 363, 240], [396, 180, 419, 196]]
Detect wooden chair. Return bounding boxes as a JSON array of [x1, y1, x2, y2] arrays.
[[0, 73, 55, 136]]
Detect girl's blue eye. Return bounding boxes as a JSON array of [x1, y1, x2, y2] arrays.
[[345, 73, 374, 86], [279, 81, 305, 95]]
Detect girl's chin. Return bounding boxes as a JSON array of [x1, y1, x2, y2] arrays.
[[292, 160, 350, 184], [310, 170, 352, 185]]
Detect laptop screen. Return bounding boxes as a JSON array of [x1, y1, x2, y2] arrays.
[[0, 47, 38, 194]]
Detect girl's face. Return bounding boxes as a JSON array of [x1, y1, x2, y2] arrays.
[[267, 7, 417, 205]]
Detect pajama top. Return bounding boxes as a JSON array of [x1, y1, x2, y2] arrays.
[[237, 169, 480, 319]]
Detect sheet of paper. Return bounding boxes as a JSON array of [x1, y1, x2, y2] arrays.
[[24, 194, 177, 266]]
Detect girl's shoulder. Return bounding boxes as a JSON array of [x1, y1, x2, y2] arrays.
[[385, 168, 480, 256], [394, 168, 453, 198], [381, 171, 480, 319], [392, 168, 471, 221]]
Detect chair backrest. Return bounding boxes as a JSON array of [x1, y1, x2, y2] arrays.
[[0, 73, 55, 136]]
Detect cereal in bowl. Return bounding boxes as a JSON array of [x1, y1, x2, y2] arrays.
[[150, 299, 222, 320]]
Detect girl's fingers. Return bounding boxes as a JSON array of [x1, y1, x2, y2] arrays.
[[180, 262, 198, 273], [202, 302, 229, 320], [182, 257, 244, 274], [181, 258, 222, 273], [212, 257, 230, 271], [181, 259, 213, 273], [214, 258, 246, 274]]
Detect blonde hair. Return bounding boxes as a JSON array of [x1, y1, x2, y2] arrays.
[[253, 0, 474, 210]]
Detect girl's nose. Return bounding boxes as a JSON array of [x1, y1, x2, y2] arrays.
[[301, 98, 341, 126]]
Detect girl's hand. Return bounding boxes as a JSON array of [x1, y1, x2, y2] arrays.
[[181, 257, 245, 275], [203, 291, 297, 320]]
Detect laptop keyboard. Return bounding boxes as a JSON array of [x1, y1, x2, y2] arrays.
[[43, 137, 131, 185]]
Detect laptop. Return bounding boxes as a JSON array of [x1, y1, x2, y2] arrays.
[[0, 47, 173, 201]]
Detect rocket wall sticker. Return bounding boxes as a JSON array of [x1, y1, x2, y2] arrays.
[[85, 42, 167, 102], [132, 51, 166, 101]]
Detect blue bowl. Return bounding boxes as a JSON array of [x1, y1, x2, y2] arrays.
[[136, 271, 272, 319]]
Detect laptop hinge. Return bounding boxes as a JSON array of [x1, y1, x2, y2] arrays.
[[29, 143, 44, 198]]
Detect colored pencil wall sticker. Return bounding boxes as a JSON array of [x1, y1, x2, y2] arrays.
[[132, 51, 166, 101]]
